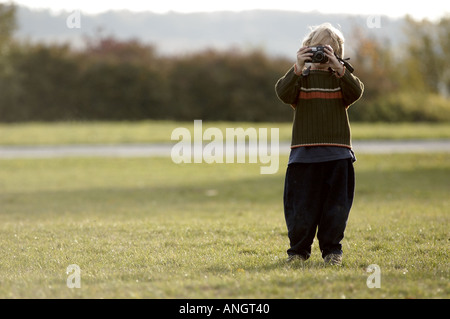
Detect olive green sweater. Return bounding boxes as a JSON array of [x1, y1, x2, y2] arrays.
[[275, 66, 364, 149]]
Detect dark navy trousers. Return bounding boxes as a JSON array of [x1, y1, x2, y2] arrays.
[[283, 159, 355, 259]]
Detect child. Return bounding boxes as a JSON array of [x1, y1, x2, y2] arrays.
[[275, 23, 364, 265]]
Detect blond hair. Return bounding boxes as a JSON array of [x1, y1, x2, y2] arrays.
[[302, 23, 345, 58]]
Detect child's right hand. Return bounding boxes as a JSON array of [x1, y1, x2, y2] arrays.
[[296, 47, 313, 72]]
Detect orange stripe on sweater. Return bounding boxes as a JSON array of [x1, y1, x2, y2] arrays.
[[299, 91, 343, 100]]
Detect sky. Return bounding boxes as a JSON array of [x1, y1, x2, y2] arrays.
[[3, 0, 449, 20]]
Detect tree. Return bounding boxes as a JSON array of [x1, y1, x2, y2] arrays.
[[0, 3, 16, 51], [0, 4, 18, 121], [404, 16, 450, 96]]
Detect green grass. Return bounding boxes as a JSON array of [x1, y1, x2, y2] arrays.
[[0, 121, 449, 145], [0, 153, 448, 298]]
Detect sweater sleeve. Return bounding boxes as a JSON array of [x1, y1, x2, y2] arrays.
[[338, 68, 364, 108], [275, 65, 301, 106]]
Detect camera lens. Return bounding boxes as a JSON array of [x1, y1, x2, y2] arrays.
[[315, 52, 324, 62]]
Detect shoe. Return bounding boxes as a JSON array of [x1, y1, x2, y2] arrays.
[[323, 253, 342, 266], [287, 254, 306, 263]]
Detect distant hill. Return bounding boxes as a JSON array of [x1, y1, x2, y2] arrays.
[[14, 6, 406, 58]]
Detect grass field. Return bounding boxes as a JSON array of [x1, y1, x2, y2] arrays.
[[1, 121, 450, 145], [0, 152, 448, 299]]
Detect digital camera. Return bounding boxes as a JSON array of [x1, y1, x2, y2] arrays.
[[307, 46, 328, 63]]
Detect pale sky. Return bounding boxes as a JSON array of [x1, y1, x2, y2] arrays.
[[3, 0, 449, 20]]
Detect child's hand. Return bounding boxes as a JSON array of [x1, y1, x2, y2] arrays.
[[296, 47, 313, 72], [324, 45, 345, 76]]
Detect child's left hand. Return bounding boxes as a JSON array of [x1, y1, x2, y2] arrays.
[[324, 45, 345, 76]]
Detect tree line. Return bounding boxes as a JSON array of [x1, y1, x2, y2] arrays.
[[0, 4, 448, 123]]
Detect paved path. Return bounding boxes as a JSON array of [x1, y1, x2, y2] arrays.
[[0, 140, 449, 159]]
